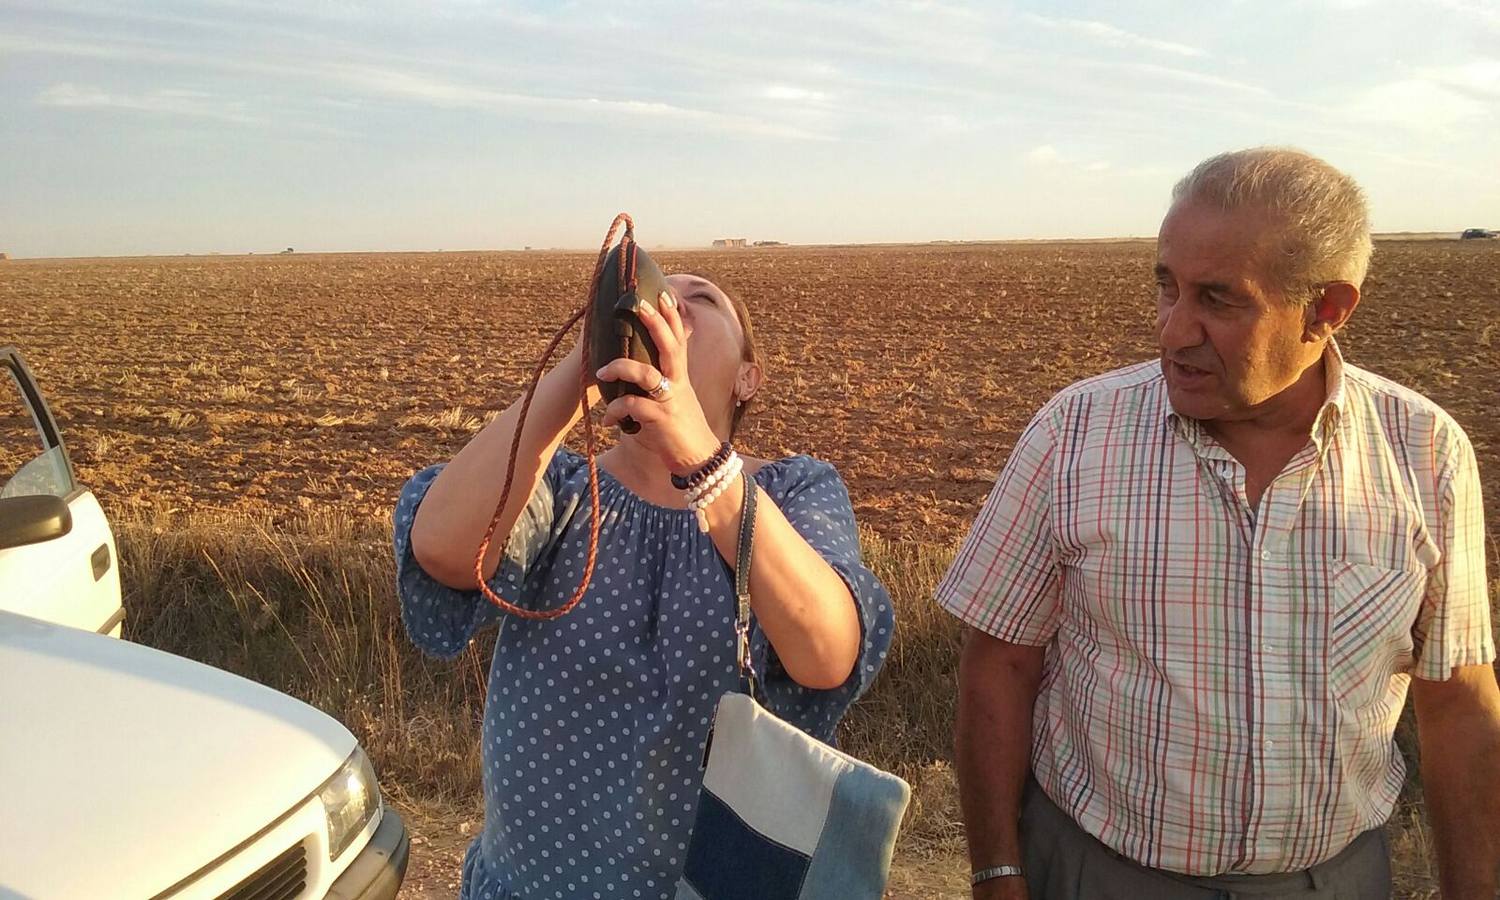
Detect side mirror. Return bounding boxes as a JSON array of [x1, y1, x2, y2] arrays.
[[0, 494, 73, 550]]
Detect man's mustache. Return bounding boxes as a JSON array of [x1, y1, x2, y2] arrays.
[[1162, 351, 1219, 374]]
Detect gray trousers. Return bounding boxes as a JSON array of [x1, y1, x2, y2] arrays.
[[1020, 781, 1392, 899]]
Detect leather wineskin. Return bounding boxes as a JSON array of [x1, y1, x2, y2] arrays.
[[588, 243, 668, 432]]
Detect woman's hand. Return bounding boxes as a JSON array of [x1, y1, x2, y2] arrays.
[[595, 291, 722, 474]]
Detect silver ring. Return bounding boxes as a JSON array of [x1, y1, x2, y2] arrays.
[[647, 375, 672, 401]]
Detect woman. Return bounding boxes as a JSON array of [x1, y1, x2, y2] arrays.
[[393, 273, 893, 900]]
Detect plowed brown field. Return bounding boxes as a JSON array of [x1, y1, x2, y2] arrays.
[[2, 240, 1497, 545]]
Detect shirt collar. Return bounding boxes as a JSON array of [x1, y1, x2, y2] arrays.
[[1312, 337, 1349, 437], [1164, 338, 1349, 444]]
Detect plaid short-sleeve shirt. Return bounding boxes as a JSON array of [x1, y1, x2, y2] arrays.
[[938, 342, 1493, 876]]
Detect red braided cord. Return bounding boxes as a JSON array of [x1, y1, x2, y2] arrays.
[[622, 232, 638, 293], [471, 213, 634, 620]]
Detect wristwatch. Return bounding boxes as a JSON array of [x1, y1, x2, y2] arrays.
[[971, 864, 1025, 886]]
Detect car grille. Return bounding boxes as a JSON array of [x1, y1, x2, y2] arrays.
[[216, 840, 307, 900]]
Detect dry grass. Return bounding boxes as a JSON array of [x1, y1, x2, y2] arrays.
[[216, 383, 254, 402], [396, 406, 484, 434], [161, 409, 199, 430], [115, 511, 1455, 893]]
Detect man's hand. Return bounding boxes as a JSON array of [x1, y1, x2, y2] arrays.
[[1412, 662, 1500, 899]]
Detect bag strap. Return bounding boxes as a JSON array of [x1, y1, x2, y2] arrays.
[[733, 470, 760, 698]]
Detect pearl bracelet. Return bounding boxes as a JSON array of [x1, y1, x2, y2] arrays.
[[671, 442, 733, 491], [688, 455, 743, 532], [686, 451, 740, 505], [689, 454, 742, 512]]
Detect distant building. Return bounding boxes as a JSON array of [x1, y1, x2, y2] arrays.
[[0, 252, 9, 261], [712, 238, 748, 248]]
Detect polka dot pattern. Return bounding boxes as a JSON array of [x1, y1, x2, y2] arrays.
[[393, 450, 894, 900]]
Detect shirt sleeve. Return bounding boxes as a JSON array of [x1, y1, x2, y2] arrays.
[[747, 458, 895, 742], [392, 454, 570, 660], [1412, 429, 1495, 680], [936, 406, 1062, 645]]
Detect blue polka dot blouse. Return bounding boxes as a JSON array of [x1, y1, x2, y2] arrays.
[[392, 449, 894, 900]]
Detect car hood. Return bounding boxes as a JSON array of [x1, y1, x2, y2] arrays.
[[0, 611, 357, 899]]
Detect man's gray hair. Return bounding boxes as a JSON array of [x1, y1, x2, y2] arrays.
[[1172, 147, 1374, 300]]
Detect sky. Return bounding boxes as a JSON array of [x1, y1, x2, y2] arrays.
[[1, 0, 1497, 258]]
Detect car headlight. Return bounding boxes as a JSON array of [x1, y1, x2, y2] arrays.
[[319, 748, 381, 861]]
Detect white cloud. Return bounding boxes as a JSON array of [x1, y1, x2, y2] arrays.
[[924, 113, 975, 136], [761, 84, 830, 103], [1024, 13, 1205, 58], [1026, 144, 1063, 164], [1113, 63, 1270, 96], [1430, 0, 1500, 32], [322, 64, 829, 139], [8, 33, 830, 141], [1414, 58, 1500, 100], [1344, 78, 1492, 130], [37, 82, 263, 124], [1024, 144, 1116, 173]]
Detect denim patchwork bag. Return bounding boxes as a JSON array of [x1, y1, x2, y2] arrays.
[[675, 473, 911, 900]]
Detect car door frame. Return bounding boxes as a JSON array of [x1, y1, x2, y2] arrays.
[[0, 347, 122, 635], [1, 346, 79, 498]]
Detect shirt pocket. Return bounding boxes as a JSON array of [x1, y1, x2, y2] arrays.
[[1327, 560, 1425, 712]]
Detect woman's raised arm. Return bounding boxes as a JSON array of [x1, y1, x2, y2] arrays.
[[410, 342, 598, 590]]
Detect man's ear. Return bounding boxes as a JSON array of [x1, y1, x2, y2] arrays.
[[736, 361, 765, 406], [1306, 282, 1360, 342]]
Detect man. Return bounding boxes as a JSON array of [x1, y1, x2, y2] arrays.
[[939, 148, 1498, 899]]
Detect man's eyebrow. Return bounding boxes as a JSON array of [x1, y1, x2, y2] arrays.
[[1196, 280, 1241, 296], [1154, 264, 1242, 298]]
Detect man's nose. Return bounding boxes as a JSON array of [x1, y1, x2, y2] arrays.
[[1158, 296, 1204, 352]]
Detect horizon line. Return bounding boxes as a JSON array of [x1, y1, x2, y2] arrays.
[[0, 231, 1475, 262]]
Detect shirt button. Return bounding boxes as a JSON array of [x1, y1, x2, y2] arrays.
[[1264, 739, 1275, 750], [1260, 549, 1272, 561], [1263, 642, 1274, 653]]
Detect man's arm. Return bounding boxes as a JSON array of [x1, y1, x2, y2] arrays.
[[1412, 663, 1500, 899], [1409, 425, 1498, 899], [939, 404, 1062, 899], [955, 629, 1046, 900]]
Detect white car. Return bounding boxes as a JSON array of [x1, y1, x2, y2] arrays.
[[0, 349, 121, 636], [0, 347, 409, 899]]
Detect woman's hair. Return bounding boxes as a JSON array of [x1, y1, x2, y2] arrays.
[[682, 270, 759, 436]]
